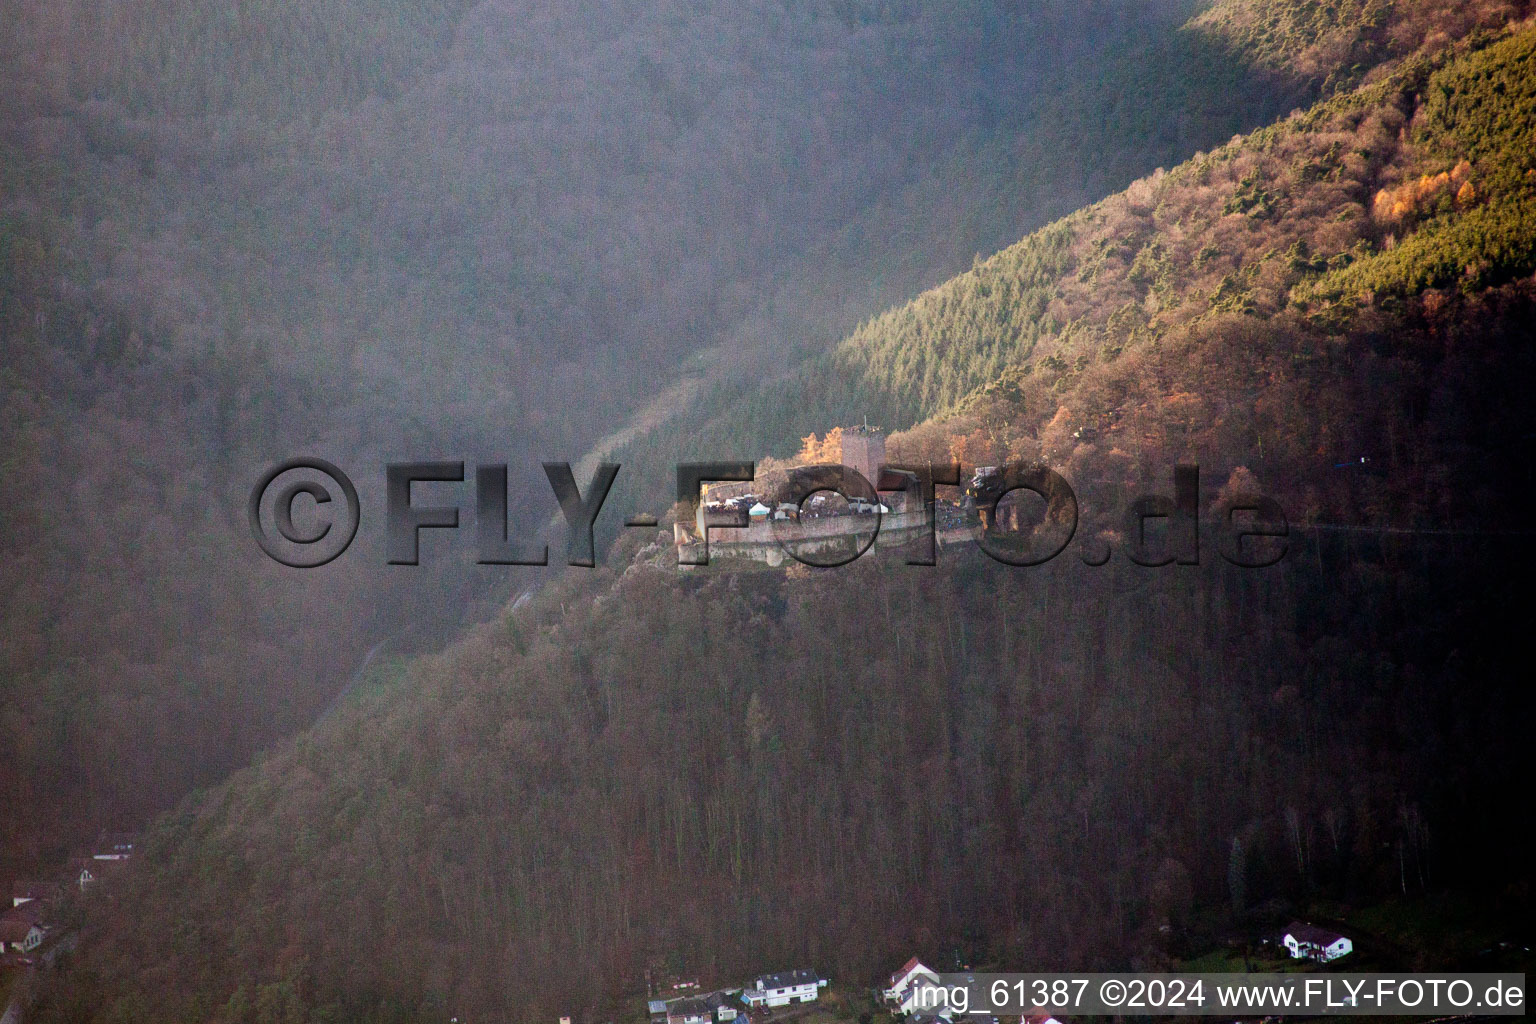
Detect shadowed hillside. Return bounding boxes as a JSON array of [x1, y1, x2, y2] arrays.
[[0, 0, 1341, 877], [25, 8, 1536, 1024]]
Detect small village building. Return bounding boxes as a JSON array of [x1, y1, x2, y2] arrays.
[[701, 990, 739, 1022], [0, 912, 45, 954], [897, 981, 951, 1019], [667, 997, 713, 1024], [1282, 922, 1353, 962], [893, 976, 950, 1017], [68, 858, 97, 892], [884, 957, 931, 1000], [742, 969, 824, 1008], [884, 957, 945, 1015], [908, 1014, 952, 1024]]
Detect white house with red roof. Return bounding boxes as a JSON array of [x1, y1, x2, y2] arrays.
[[884, 957, 934, 1001], [883, 958, 949, 1017]]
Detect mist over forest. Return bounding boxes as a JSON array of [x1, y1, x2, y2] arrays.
[[2, 1, 1534, 1022], [0, 0, 1310, 866]]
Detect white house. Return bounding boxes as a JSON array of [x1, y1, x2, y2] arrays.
[[884, 957, 934, 1001], [903, 982, 953, 1019], [0, 915, 45, 954], [895, 977, 951, 1017], [742, 970, 825, 1008], [883, 959, 951, 1017], [1283, 922, 1353, 962]]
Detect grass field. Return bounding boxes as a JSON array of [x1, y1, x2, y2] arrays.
[[1177, 947, 1314, 973]]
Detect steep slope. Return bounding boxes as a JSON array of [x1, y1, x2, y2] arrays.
[[604, 0, 1533, 523], [41, 540, 1536, 1023], [31, 12, 1536, 1024], [882, 17, 1536, 532], [1188, 0, 1523, 81], [0, 0, 1345, 878], [2, 0, 1276, 875]]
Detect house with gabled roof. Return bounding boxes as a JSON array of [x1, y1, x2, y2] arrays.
[[0, 909, 45, 954], [1282, 922, 1353, 962], [667, 997, 713, 1024], [884, 957, 936, 1002], [894, 977, 951, 1017], [652, 990, 740, 1024], [701, 989, 739, 1022], [67, 856, 101, 893], [883, 957, 951, 1017]]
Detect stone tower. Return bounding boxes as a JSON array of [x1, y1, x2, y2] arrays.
[[839, 424, 886, 488]]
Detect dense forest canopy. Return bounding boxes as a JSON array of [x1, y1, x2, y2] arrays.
[[12, 3, 1535, 1022], [0, 0, 1380, 874], [3, 1, 1535, 1022], [34, 537, 1536, 1024], [1, 0, 1300, 873], [609, 0, 1535, 526]]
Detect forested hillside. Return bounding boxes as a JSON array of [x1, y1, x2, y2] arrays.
[[37, 539, 1535, 1024], [0, 207, 369, 860], [29, 7, 1536, 1024], [4, 0, 1314, 877], [883, 15, 1536, 533], [606, 0, 1532, 520]]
